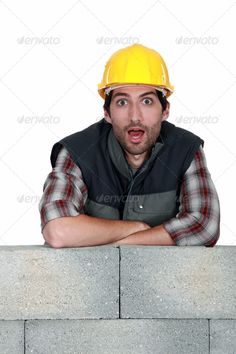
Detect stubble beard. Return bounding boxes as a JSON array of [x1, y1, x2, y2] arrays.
[[112, 122, 162, 155]]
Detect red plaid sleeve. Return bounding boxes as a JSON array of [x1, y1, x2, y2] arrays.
[[163, 146, 220, 246], [39, 147, 87, 231]]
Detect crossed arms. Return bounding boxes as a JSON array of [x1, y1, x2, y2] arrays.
[[39, 146, 220, 248], [43, 214, 175, 248]]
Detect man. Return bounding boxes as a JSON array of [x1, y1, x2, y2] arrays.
[[39, 43, 220, 248]]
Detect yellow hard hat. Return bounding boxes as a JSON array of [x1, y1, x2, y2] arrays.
[[98, 44, 174, 99]]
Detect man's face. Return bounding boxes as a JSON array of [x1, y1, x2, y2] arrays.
[[104, 85, 169, 156]]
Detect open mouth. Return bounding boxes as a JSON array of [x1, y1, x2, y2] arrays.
[[127, 128, 145, 142]]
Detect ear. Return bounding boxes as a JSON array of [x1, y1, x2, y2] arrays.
[[162, 101, 170, 121], [104, 108, 112, 123]]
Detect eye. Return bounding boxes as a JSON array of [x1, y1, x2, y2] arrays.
[[117, 99, 127, 106], [142, 98, 153, 105]]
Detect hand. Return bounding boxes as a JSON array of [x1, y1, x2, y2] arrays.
[[110, 222, 151, 245], [138, 221, 151, 232]]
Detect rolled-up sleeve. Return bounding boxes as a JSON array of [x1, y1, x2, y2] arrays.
[[163, 146, 220, 246], [39, 147, 87, 231]]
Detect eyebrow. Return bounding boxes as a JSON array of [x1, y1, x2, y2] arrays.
[[112, 91, 157, 99]]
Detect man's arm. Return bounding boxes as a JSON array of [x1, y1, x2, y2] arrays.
[[163, 146, 220, 246], [110, 146, 220, 247], [110, 224, 175, 246], [43, 215, 150, 248], [39, 147, 150, 248]]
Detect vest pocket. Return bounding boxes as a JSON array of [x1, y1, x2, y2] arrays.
[[84, 198, 120, 220], [128, 190, 178, 227]]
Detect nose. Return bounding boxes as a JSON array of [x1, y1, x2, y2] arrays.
[[129, 102, 142, 124]]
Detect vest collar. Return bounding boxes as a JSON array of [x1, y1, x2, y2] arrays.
[[108, 126, 164, 179]]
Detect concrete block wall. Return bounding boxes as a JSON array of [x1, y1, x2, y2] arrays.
[[0, 245, 235, 353]]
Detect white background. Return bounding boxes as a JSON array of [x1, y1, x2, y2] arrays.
[[0, 0, 235, 245]]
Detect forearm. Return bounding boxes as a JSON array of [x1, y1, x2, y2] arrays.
[[110, 224, 176, 246], [43, 214, 150, 248], [162, 146, 220, 247]]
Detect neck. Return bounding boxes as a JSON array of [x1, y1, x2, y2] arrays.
[[125, 150, 150, 169]]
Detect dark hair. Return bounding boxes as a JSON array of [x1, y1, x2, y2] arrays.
[[103, 89, 168, 116]]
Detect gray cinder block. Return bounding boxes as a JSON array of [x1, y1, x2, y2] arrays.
[[0, 246, 119, 320], [0, 321, 24, 354], [120, 246, 236, 319], [25, 319, 209, 354], [210, 320, 236, 354]]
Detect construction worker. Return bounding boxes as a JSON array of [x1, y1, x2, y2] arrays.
[[39, 44, 220, 248]]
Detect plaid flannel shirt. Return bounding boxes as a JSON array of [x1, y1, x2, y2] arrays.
[[39, 145, 220, 246]]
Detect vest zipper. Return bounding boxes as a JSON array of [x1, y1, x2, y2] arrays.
[[122, 165, 146, 219]]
